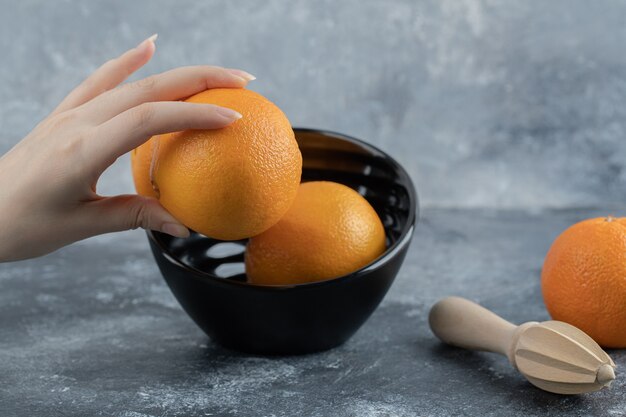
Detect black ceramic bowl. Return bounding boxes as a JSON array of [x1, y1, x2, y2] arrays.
[[147, 128, 418, 355]]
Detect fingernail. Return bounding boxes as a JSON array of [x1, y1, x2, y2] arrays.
[[215, 106, 243, 120], [137, 33, 158, 50], [161, 223, 190, 238], [228, 69, 256, 81]]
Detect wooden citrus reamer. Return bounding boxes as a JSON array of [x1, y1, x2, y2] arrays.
[[429, 297, 616, 394]]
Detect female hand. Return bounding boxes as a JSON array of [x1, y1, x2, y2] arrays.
[[0, 35, 255, 262]]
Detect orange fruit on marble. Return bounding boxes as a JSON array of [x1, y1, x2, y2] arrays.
[[541, 216, 626, 348], [245, 181, 387, 285], [131, 88, 302, 240]]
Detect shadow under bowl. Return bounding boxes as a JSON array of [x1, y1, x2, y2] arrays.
[[147, 128, 418, 355]]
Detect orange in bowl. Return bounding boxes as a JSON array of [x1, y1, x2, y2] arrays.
[[245, 181, 386, 285]]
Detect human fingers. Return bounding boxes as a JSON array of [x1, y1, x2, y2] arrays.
[[79, 194, 189, 238], [81, 65, 254, 124], [52, 34, 157, 116], [90, 101, 241, 169]]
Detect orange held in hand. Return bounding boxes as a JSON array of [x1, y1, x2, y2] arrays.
[[131, 88, 302, 240], [245, 181, 387, 285], [541, 216, 626, 348]]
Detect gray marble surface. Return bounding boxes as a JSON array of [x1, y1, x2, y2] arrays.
[[1, 208, 625, 416]]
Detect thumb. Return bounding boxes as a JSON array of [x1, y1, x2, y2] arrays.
[[85, 194, 190, 238]]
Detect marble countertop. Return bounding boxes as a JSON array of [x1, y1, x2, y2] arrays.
[[1, 208, 624, 417]]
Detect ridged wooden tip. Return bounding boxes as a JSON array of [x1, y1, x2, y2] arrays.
[[514, 321, 618, 394], [596, 364, 616, 387]]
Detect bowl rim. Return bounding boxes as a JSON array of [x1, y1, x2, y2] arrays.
[[147, 127, 419, 291]]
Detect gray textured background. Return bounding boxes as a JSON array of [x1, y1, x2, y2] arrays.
[[2, 1, 626, 416], [2, 0, 626, 209]]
